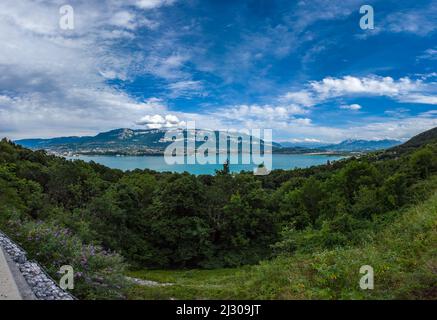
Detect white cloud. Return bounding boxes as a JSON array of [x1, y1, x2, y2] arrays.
[[310, 76, 417, 97], [384, 6, 437, 36], [167, 80, 204, 97], [291, 118, 312, 125], [281, 90, 315, 107], [288, 138, 322, 143], [282, 75, 437, 108], [181, 74, 437, 142], [267, 114, 437, 143], [144, 54, 191, 80], [401, 95, 437, 105], [135, 0, 177, 10], [110, 11, 138, 30], [110, 11, 158, 30], [0, 89, 170, 139], [214, 103, 307, 124], [136, 113, 185, 129], [417, 48, 437, 61], [340, 103, 362, 110], [341, 117, 437, 141]]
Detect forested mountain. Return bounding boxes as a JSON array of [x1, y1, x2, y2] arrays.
[[1, 126, 436, 299]]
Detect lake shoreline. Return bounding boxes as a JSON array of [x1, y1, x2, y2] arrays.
[[61, 151, 349, 157], [65, 153, 346, 174]]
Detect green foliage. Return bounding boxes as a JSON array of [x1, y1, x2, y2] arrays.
[[129, 190, 437, 299], [409, 147, 436, 179], [0, 136, 436, 300]]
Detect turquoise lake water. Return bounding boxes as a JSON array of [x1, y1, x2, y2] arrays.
[[67, 154, 344, 174]]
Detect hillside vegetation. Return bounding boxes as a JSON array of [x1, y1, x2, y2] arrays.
[[0, 127, 436, 299], [129, 186, 437, 299], [393, 127, 437, 152]]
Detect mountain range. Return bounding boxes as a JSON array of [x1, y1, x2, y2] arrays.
[[322, 139, 402, 152], [15, 128, 402, 155]]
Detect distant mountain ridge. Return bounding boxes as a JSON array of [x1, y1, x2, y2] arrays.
[[16, 128, 169, 153], [16, 128, 280, 156], [278, 139, 402, 152], [15, 128, 404, 155], [322, 139, 401, 152]]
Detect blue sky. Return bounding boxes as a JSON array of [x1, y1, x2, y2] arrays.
[[0, 0, 436, 142]]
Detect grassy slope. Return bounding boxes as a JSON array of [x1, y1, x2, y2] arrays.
[[127, 185, 437, 300]]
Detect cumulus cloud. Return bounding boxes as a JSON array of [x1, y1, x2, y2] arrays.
[[136, 113, 185, 129], [217, 74, 436, 142], [282, 75, 437, 108], [310, 76, 418, 97]]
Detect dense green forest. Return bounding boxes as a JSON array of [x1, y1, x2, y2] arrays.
[[0, 127, 436, 299]]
